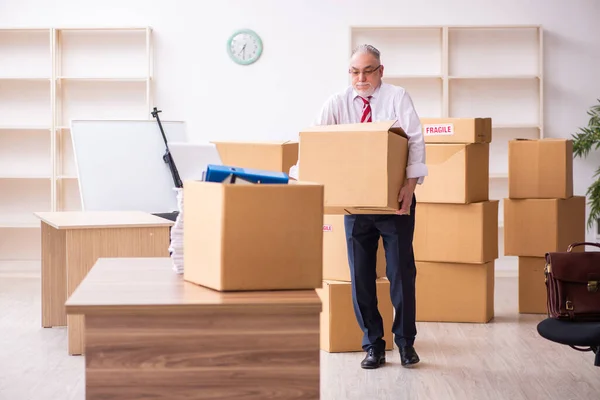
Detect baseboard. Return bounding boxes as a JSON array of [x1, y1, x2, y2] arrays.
[[0, 260, 41, 277], [495, 269, 517, 278], [495, 256, 517, 278]]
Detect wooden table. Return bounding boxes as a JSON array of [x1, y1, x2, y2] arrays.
[[65, 257, 321, 400], [34, 211, 173, 355]]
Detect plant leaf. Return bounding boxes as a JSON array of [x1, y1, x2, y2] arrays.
[[572, 99, 600, 159]]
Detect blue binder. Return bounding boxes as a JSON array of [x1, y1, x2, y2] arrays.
[[204, 164, 289, 184]]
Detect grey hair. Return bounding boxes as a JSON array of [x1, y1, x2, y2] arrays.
[[351, 44, 381, 61]]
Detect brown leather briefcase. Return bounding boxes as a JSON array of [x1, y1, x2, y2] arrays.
[[545, 242, 600, 321]]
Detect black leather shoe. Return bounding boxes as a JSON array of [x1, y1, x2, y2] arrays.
[[399, 346, 420, 367], [361, 347, 386, 369]]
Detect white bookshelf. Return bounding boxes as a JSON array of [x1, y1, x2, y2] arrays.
[[0, 27, 153, 261], [350, 24, 544, 231]]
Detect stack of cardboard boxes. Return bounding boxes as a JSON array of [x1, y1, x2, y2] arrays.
[[504, 138, 586, 314], [183, 140, 390, 353], [298, 121, 401, 352], [181, 118, 502, 353], [412, 118, 498, 323]]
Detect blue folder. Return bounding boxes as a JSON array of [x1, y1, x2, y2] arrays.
[[204, 164, 289, 184]]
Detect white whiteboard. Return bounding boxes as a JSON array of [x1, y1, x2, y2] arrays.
[[71, 119, 188, 213]]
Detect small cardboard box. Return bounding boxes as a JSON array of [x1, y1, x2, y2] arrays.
[[420, 117, 492, 144], [298, 120, 408, 213], [317, 278, 394, 352], [212, 140, 299, 174], [518, 256, 547, 314], [415, 143, 489, 204], [416, 261, 495, 323], [414, 201, 499, 263], [508, 139, 573, 199], [183, 180, 324, 291], [503, 197, 586, 257], [323, 214, 386, 281]]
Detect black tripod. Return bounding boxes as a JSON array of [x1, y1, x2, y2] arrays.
[[151, 107, 181, 224], [151, 107, 183, 189]]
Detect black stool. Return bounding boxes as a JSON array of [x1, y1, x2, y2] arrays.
[[537, 318, 600, 367]]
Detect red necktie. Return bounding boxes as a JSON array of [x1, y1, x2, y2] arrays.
[[360, 96, 372, 123]]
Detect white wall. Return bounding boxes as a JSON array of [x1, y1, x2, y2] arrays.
[[2, 0, 600, 253]]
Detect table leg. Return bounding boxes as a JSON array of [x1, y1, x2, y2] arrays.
[[41, 222, 67, 328]]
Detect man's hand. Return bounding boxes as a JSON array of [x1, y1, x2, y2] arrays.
[[396, 178, 417, 215]]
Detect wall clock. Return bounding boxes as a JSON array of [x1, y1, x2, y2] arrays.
[[227, 28, 263, 65]]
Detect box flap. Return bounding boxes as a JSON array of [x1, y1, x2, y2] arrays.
[[300, 120, 406, 138], [388, 126, 408, 138]]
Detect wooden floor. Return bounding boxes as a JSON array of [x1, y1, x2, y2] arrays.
[[1, 267, 599, 400]]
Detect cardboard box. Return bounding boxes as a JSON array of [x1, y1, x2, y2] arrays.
[[508, 139, 574, 199], [183, 180, 324, 291], [503, 197, 586, 257], [317, 279, 394, 352], [323, 214, 386, 281], [420, 117, 492, 144], [415, 143, 489, 204], [414, 201, 499, 263], [518, 257, 547, 314], [298, 120, 408, 213], [416, 261, 495, 323], [212, 141, 299, 174]]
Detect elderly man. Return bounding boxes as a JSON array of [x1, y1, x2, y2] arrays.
[[291, 44, 427, 369]]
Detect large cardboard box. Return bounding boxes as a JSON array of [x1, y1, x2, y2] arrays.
[[508, 139, 573, 199], [518, 256, 547, 314], [415, 143, 489, 204], [212, 141, 299, 174], [414, 201, 499, 263], [420, 117, 492, 144], [183, 180, 324, 291], [416, 261, 495, 323], [317, 279, 394, 352], [503, 197, 586, 257], [298, 120, 408, 213], [323, 214, 386, 281]]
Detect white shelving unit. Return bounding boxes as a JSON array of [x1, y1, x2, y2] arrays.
[[0, 27, 153, 261], [350, 25, 544, 232]]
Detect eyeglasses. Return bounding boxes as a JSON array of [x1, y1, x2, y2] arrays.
[[349, 65, 381, 77]]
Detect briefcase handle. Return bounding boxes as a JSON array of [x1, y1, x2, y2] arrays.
[[566, 242, 600, 252]]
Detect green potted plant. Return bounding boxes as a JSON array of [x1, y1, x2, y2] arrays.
[[572, 98, 600, 229]]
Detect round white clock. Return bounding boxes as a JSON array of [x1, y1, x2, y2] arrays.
[[227, 29, 263, 65]]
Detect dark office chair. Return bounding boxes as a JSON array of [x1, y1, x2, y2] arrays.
[[537, 318, 600, 367]]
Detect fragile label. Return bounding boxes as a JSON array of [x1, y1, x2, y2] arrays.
[[423, 123, 454, 136], [323, 224, 332, 232]]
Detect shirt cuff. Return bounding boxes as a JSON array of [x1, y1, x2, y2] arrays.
[[289, 163, 299, 180], [406, 163, 428, 185]]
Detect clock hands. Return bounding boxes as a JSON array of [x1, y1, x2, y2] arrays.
[[238, 44, 246, 59]]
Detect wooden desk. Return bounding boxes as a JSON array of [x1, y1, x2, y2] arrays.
[[34, 211, 173, 355], [65, 257, 321, 400]]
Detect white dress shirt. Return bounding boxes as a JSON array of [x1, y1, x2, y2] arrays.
[[290, 82, 428, 184]]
